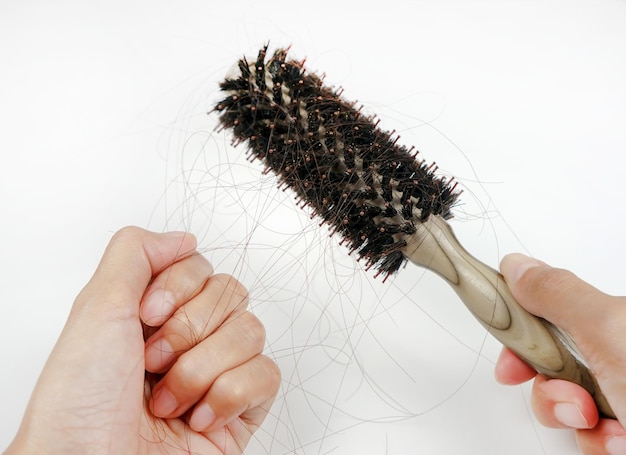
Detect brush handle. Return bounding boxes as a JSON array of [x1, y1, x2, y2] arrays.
[[403, 215, 614, 418]]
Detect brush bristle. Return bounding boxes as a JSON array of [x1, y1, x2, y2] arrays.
[[215, 46, 461, 277]]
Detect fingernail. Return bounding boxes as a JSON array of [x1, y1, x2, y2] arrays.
[[142, 289, 176, 325], [554, 402, 589, 428], [606, 436, 626, 455], [500, 253, 545, 284], [152, 386, 178, 416], [189, 403, 216, 432], [145, 338, 175, 371]]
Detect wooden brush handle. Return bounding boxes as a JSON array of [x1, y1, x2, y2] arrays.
[[403, 215, 614, 418]]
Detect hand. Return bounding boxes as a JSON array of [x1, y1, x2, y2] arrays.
[[495, 253, 626, 455], [6, 227, 280, 454]]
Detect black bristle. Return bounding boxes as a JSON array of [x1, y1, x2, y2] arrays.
[[215, 46, 461, 277]]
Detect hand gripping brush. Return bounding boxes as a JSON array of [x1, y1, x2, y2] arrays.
[[214, 46, 614, 418]]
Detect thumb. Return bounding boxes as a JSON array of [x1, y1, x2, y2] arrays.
[[500, 253, 623, 341], [499, 253, 613, 340], [76, 226, 197, 320], [500, 253, 626, 424]]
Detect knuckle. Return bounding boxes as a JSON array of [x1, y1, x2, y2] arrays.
[[181, 252, 213, 276], [259, 355, 282, 391], [238, 312, 267, 349], [523, 267, 578, 297], [111, 225, 145, 243], [172, 351, 209, 391], [194, 254, 215, 277], [211, 273, 250, 309], [170, 308, 205, 344], [212, 373, 247, 407], [207, 356, 281, 417]]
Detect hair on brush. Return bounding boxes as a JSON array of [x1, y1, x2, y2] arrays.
[[215, 46, 460, 279], [214, 45, 614, 418]]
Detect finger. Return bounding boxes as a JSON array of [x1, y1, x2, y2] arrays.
[[529, 375, 599, 429], [188, 354, 281, 434], [499, 253, 616, 342], [495, 347, 537, 385], [144, 273, 249, 373], [500, 253, 626, 425], [150, 311, 265, 418], [576, 419, 626, 455], [140, 253, 214, 326], [77, 227, 197, 319]]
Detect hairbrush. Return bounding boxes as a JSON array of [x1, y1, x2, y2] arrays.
[[214, 45, 614, 418]]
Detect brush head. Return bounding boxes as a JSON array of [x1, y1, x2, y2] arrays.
[[215, 46, 461, 278]]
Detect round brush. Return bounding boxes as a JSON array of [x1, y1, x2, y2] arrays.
[[214, 45, 614, 418]]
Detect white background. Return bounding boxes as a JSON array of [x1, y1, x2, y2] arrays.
[[1, 1, 625, 454]]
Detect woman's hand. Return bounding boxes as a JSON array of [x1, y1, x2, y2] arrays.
[[6, 227, 280, 455], [495, 253, 626, 455]]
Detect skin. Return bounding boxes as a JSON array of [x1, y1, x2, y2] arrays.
[[5, 227, 281, 455], [496, 253, 626, 455], [7, 229, 623, 454]]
